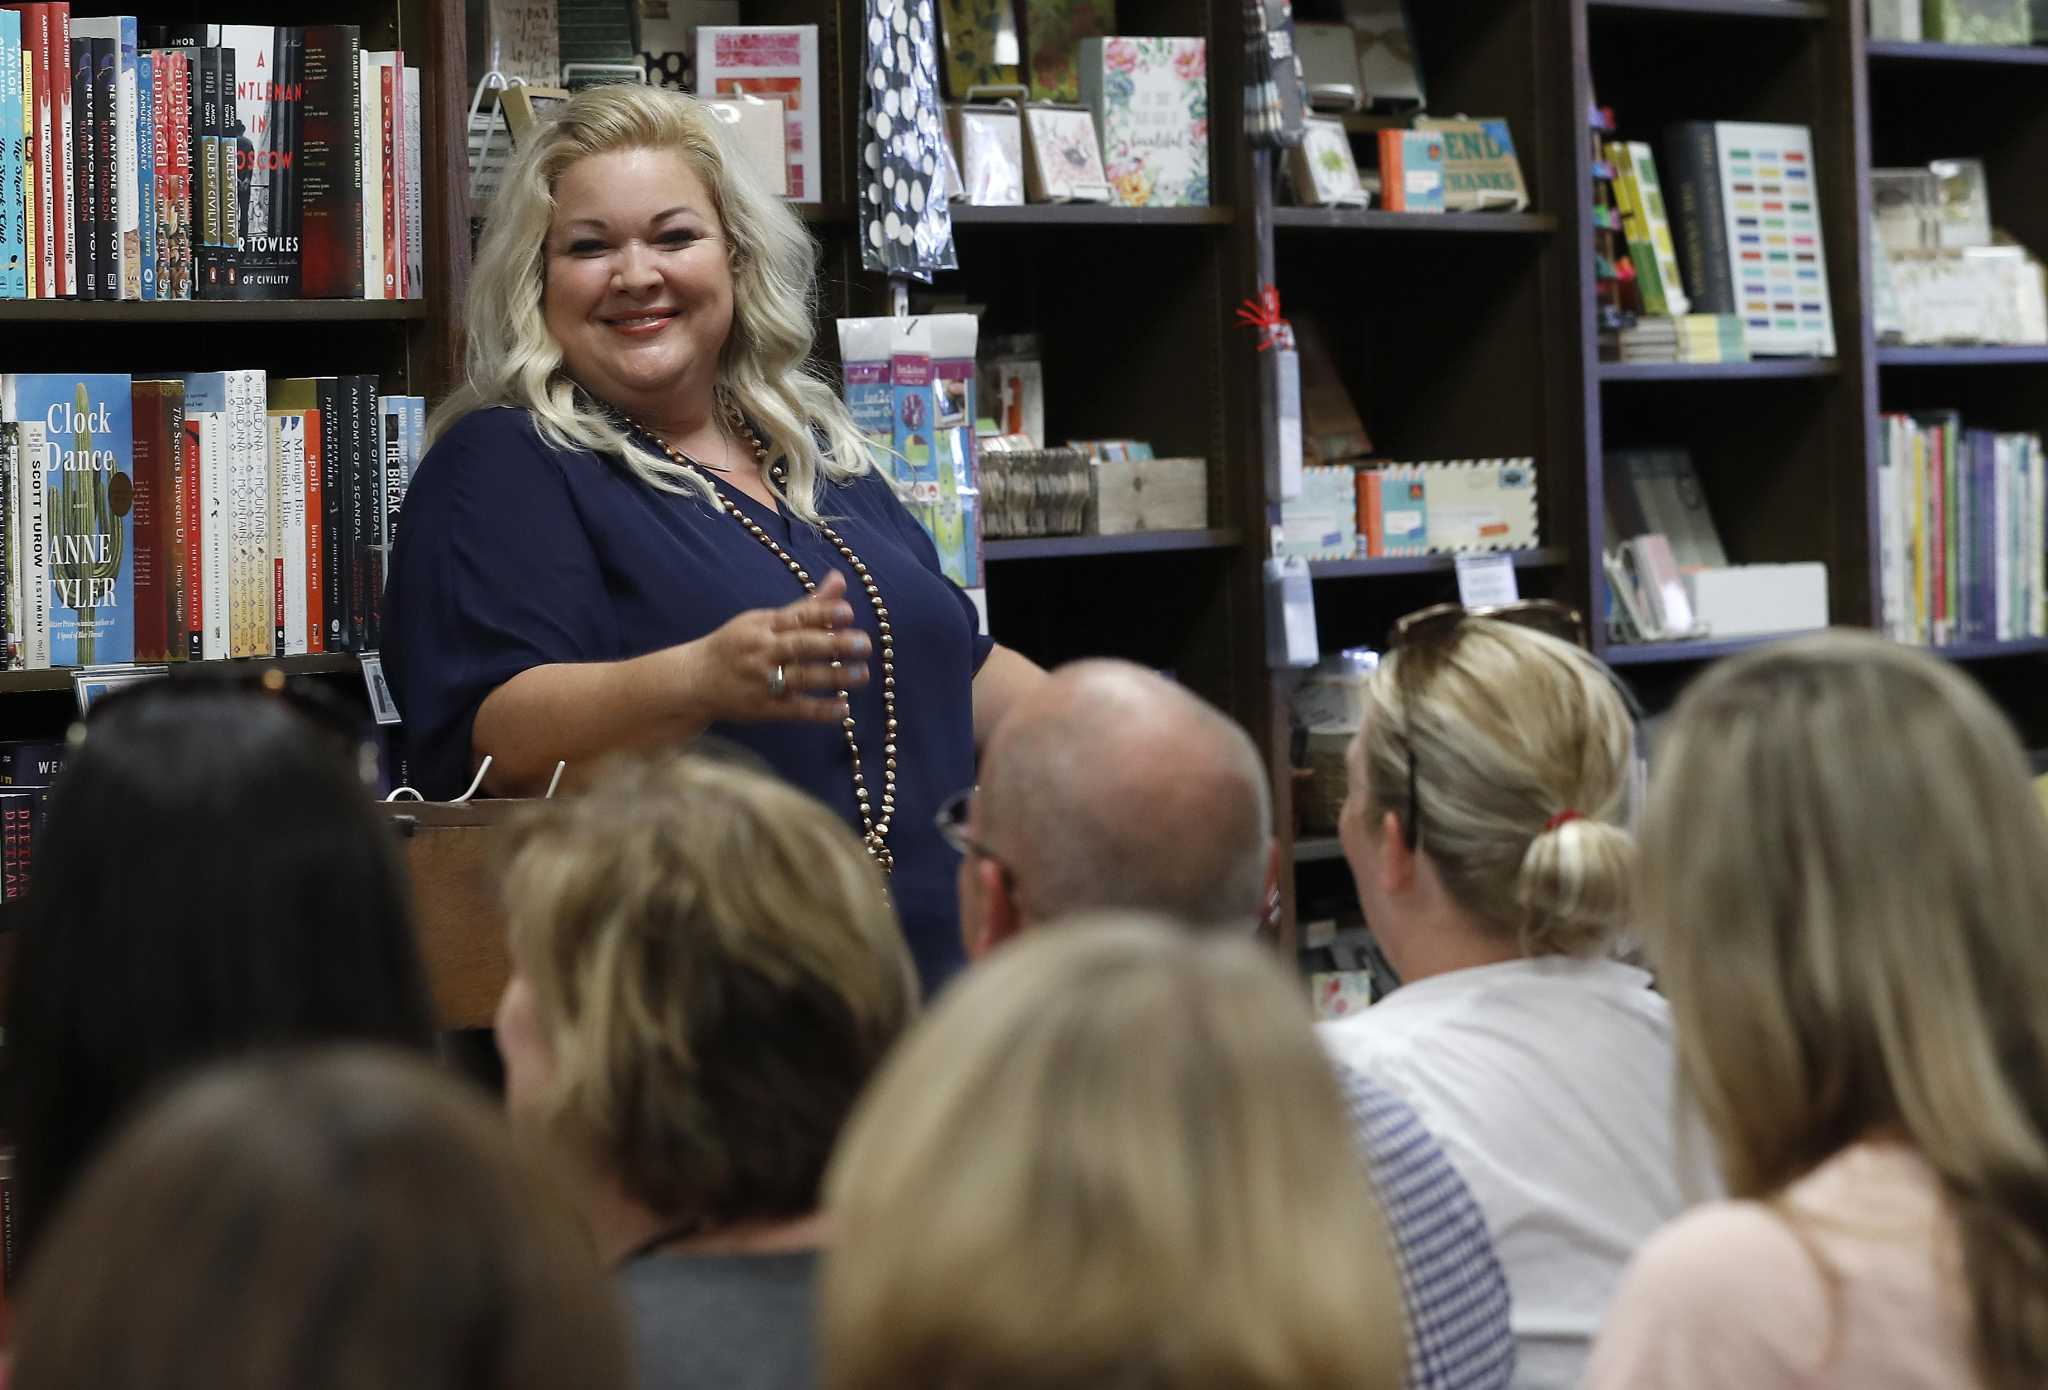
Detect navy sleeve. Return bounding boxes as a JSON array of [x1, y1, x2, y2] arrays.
[[383, 409, 621, 798], [866, 472, 996, 674]]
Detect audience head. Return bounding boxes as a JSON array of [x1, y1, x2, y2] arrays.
[[8, 1047, 630, 1390], [1343, 615, 1636, 974], [496, 747, 916, 1241], [1639, 632, 2048, 1389], [449, 81, 866, 526], [961, 659, 1273, 954], [1, 684, 437, 1269], [823, 916, 1404, 1390]]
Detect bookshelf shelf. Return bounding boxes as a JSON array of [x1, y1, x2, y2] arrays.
[[1866, 39, 2048, 66], [0, 653, 361, 697], [1307, 547, 1569, 580], [1292, 834, 1347, 864], [1272, 209, 1560, 235], [0, 300, 429, 323], [1929, 637, 2048, 661], [1876, 345, 2048, 367], [1585, 0, 1828, 17], [983, 528, 1243, 561], [948, 204, 1234, 228], [1602, 634, 1808, 667], [1599, 358, 1842, 382]]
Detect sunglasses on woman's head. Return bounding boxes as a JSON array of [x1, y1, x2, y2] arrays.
[[1384, 600, 1590, 854]]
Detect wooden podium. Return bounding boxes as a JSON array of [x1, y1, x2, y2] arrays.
[[374, 800, 527, 1030]]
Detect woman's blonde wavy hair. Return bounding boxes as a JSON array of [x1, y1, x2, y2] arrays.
[[822, 917, 1405, 1390], [1354, 618, 1638, 957], [500, 747, 916, 1230], [433, 82, 871, 526], [1639, 632, 2048, 1390]]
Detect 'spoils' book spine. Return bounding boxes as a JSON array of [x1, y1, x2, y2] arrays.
[[303, 403, 322, 652], [297, 24, 361, 297], [0, 9, 24, 298]]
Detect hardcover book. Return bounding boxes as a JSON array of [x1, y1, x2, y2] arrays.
[[70, 16, 135, 298], [0, 9, 23, 297], [1414, 115, 1527, 212], [129, 376, 175, 660], [134, 34, 152, 297], [220, 24, 301, 298], [298, 24, 361, 298], [0, 423, 13, 665], [12, 415, 45, 666], [1077, 36, 1209, 208], [1, 373, 134, 666]]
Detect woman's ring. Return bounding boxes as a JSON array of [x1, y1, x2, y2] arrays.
[[767, 664, 788, 698]]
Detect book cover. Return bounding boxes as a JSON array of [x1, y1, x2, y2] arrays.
[[1, 4, 60, 296], [1711, 122, 1833, 357], [1, 373, 133, 666], [65, 33, 85, 295], [1375, 127, 1443, 214], [696, 26, 820, 203], [298, 24, 360, 297], [402, 64, 420, 298], [0, 423, 13, 665], [303, 401, 323, 652], [0, 9, 21, 297], [134, 34, 151, 297], [71, 16, 134, 298], [1625, 141, 1689, 319], [128, 377, 172, 660], [1078, 37, 1210, 208], [357, 48, 381, 299], [220, 24, 299, 298], [1664, 120, 1735, 317], [1024, 0, 1111, 101], [1414, 115, 1528, 212]]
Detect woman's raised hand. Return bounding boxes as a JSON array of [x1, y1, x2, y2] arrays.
[[674, 571, 873, 724]]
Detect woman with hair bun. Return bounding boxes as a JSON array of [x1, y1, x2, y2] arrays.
[[384, 82, 1040, 991], [1319, 604, 1690, 1390]]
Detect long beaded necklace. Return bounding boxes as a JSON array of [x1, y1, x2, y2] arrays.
[[633, 411, 898, 875]]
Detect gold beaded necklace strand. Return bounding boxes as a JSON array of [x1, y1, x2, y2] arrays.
[[633, 414, 898, 875]]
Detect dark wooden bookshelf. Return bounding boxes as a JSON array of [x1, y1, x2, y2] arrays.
[[1271, 209, 1560, 235], [0, 300, 430, 322], [1603, 634, 1804, 667], [1598, 358, 1843, 382], [1308, 548, 1568, 580], [0, 654, 362, 696], [1866, 39, 2048, 65], [983, 529, 1243, 561], [948, 204, 1234, 227], [1586, 0, 1827, 16], [1876, 345, 2048, 367], [1931, 637, 2048, 661]]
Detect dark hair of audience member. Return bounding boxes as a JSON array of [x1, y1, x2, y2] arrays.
[[7, 1047, 632, 1390], [0, 685, 438, 1272]]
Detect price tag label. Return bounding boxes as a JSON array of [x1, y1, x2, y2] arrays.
[[361, 654, 403, 726], [1455, 553, 1519, 609]]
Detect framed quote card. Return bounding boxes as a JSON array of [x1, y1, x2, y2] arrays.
[[1023, 103, 1110, 202], [1290, 117, 1366, 207]]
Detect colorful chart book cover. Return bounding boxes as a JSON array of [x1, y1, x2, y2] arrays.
[[2, 373, 136, 665], [1716, 122, 1834, 358], [1078, 37, 1209, 208]]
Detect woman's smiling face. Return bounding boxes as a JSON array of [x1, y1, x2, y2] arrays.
[[542, 146, 737, 423]]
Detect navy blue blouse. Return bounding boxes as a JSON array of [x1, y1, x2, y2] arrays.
[[383, 407, 992, 991]]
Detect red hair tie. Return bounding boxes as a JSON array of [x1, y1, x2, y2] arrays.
[[1545, 810, 1583, 832]]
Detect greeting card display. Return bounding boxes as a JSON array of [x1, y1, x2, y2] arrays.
[[1289, 117, 1365, 207], [696, 25, 821, 202], [1077, 37, 1209, 208], [949, 101, 1025, 204], [1023, 104, 1111, 201]]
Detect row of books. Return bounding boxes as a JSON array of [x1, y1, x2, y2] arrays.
[[0, 12, 420, 300], [1602, 313, 1750, 365], [1877, 414, 2047, 647], [1278, 459, 1541, 561], [0, 370, 423, 670]]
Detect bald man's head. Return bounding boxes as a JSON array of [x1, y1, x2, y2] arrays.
[[975, 661, 1272, 934]]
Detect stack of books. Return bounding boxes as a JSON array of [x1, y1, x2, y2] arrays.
[[0, 13, 421, 301], [1607, 313, 1751, 364]]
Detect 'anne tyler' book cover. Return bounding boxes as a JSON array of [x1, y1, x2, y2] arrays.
[[0, 373, 134, 666]]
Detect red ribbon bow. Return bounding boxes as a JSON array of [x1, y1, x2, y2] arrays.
[[1545, 810, 1583, 832], [1235, 285, 1288, 352]]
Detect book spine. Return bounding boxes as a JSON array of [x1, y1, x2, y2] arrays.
[[0, 13, 22, 298], [21, 39, 35, 298], [402, 65, 419, 298], [379, 57, 395, 298], [303, 401, 322, 652], [180, 408, 199, 658], [377, 393, 401, 629], [164, 389, 184, 659], [266, 414, 282, 656], [195, 44, 218, 294], [114, 19, 135, 298], [0, 423, 12, 668], [200, 410, 225, 659], [357, 50, 380, 300], [316, 380, 342, 650], [49, 3, 68, 296], [64, 35, 83, 295], [0, 793, 27, 902], [134, 38, 152, 298], [298, 25, 361, 297], [216, 44, 235, 294], [1664, 122, 1734, 315], [90, 36, 110, 297], [346, 373, 371, 650], [170, 48, 189, 297], [29, 8, 54, 295], [17, 418, 44, 668], [236, 369, 263, 657], [129, 381, 165, 661], [1377, 129, 1405, 213]]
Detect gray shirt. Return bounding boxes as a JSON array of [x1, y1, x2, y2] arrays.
[[617, 1250, 819, 1390]]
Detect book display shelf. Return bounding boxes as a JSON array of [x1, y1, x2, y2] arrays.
[[1275, 0, 2048, 946]]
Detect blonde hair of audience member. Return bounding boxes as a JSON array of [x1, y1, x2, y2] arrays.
[[435, 82, 869, 527], [498, 749, 916, 1252], [1638, 632, 2048, 1389], [823, 917, 1404, 1390], [8, 1048, 629, 1390], [1346, 619, 1635, 972], [964, 660, 1273, 956]]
